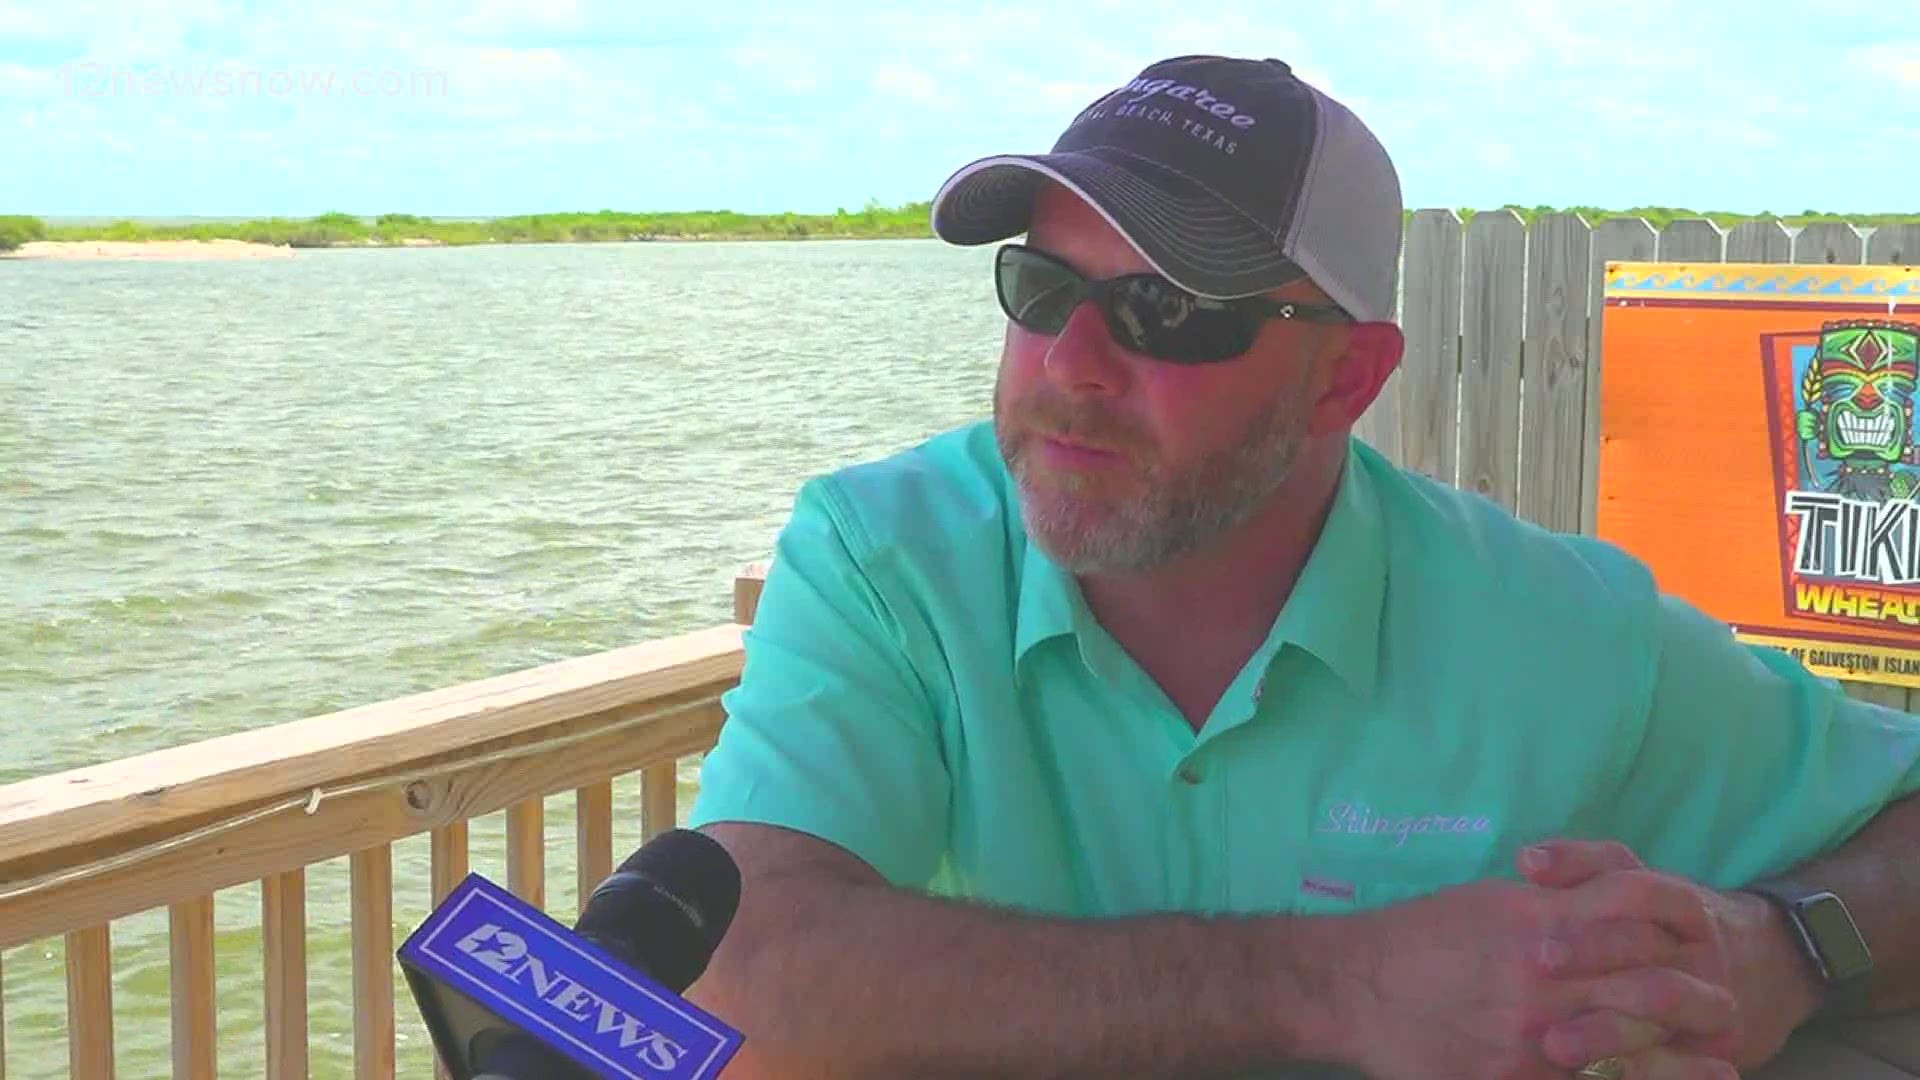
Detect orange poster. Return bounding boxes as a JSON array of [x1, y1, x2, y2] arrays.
[[1597, 262, 1920, 686]]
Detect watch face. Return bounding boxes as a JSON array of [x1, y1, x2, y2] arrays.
[[1802, 894, 1873, 981]]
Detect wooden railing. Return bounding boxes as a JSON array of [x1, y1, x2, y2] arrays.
[[0, 565, 770, 1079]]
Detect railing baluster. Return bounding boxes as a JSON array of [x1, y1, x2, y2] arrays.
[[577, 782, 614, 915], [351, 845, 394, 1080], [641, 762, 677, 842], [263, 869, 308, 1080], [2, 946, 8, 1080], [66, 924, 114, 1079], [506, 799, 545, 910], [429, 824, 467, 1080], [170, 894, 217, 1079], [431, 822, 468, 904]]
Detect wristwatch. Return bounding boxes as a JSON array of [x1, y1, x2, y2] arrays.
[[1742, 877, 1874, 1018]]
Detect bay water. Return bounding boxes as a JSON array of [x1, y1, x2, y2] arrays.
[[0, 239, 1006, 1077]]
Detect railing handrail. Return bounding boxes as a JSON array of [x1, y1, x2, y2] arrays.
[[0, 623, 745, 871], [0, 620, 753, 952]]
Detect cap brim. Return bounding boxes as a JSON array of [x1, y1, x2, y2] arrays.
[[929, 147, 1306, 301]]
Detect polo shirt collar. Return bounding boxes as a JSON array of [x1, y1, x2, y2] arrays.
[[1269, 441, 1387, 698], [1010, 440, 1388, 697], [1014, 533, 1080, 666]]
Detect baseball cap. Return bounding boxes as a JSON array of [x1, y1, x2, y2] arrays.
[[929, 55, 1402, 325]]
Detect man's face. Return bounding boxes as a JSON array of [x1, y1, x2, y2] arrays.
[[992, 184, 1341, 574]]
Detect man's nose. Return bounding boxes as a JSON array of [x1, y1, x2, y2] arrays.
[[1041, 302, 1129, 393]]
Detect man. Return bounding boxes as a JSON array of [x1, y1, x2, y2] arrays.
[[685, 55, 1920, 1079]]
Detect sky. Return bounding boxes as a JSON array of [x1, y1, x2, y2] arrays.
[[0, 0, 1916, 219]]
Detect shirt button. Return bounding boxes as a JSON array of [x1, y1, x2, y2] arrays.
[[1178, 763, 1203, 785]]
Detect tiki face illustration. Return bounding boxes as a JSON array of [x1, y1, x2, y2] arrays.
[[1806, 323, 1919, 464]]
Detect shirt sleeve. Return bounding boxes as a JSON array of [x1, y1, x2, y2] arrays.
[[1600, 592, 1920, 889], [687, 475, 951, 888]]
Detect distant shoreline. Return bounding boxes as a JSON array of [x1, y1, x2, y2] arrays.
[[0, 207, 940, 255], [5, 203, 1919, 262], [3, 239, 300, 261], [0, 234, 938, 261]]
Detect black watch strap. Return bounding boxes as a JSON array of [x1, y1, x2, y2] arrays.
[[1743, 877, 1874, 1019]]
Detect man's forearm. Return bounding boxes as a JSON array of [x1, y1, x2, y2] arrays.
[[688, 870, 1353, 1079], [1777, 791, 1920, 1013]]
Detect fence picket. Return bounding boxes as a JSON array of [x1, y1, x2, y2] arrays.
[[1726, 220, 1791, 263], [1793, 222, 1864, 264], [1866, 224, 1920, 267], [1397, 209, 1464, 485], [1519, 213, 1593, 533], [1459, 210, 1526, 511], [1582, 217, 1657, 536], [1657, 219, 1723, 263]]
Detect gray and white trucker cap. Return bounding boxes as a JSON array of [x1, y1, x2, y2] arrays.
[[930, 55, 1402, 325]]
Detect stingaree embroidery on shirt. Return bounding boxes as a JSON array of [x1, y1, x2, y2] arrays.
[[1317, 801, 1493, 848]]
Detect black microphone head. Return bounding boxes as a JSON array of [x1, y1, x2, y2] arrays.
[[468, 1027, 592, 1079], [577, 827, 741, 993]]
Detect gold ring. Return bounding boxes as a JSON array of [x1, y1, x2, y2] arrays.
[[1575, 1058, 1628, 1080]]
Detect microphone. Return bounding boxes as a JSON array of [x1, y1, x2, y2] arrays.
[[400, 827, 746, 1079]]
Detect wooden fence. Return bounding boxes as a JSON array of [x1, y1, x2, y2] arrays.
[[1352, 211, 1920, 713]]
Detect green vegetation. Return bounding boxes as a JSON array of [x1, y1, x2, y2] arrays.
[[25, 200, 939, 248], [5, 204, 1917, 252], [0, 215, 47, 251]]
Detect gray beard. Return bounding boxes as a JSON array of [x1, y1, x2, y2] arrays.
[[998, 401, 1308, 575]]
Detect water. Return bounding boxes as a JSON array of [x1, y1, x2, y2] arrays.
[[0, 239, 1007, 1077]]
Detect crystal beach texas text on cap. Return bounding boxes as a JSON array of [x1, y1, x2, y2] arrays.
[[929, 54, 1403, 325]]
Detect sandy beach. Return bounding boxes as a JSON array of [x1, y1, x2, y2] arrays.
[[2, 239, 297, 261]]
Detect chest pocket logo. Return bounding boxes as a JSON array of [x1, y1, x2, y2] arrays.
[[1315, 800, 1494, 848]]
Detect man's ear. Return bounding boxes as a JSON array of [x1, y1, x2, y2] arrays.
[[1309, 321, 1405, 434]]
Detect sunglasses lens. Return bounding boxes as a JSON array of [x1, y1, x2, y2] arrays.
[[997, 247, 1084, 333], [995, 246, 1260, 363], [1108, 277, 1258, 363]]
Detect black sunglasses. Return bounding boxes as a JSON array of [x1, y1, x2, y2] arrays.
[[993, 243, 1351, 364]]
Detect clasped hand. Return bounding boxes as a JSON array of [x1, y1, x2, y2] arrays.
[[1338, 839, 1811, 1080]]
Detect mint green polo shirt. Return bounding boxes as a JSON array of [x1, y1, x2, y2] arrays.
[[689, 420, 1920, 920]]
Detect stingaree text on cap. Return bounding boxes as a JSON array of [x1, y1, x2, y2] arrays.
[[1121, 77, 1258, 128]]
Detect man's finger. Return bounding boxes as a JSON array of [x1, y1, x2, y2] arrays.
[[1540, 1009, 1670, 1068], [1537, 919, 1684, 978], [1561, 869, 1718, 944], [1586, 966, 1738, 1039], [1518, 839, 1645, 889]]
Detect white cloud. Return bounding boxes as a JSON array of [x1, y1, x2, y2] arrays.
[[733, 41, 820, 96], [0, 0, 57, 35], [455, 0, 585, 38], [0, 63, 60, 99], [1036, 79, 1108, 108], [1421, 24, 1535, 81], [872, 62, 942, 107], [1849, 42, 1920, 86]]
